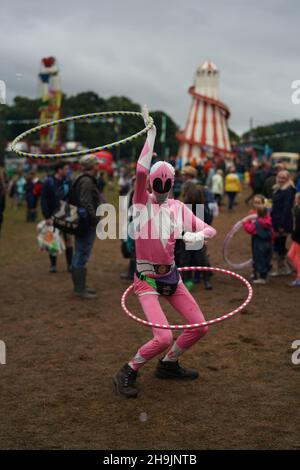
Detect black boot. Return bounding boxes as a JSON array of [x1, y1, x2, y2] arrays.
[[155, 359, 199, 380], [86, 285, 97, 295], [49, 255, 57, 273], [120, 272, 133, 280], [73, 267, 96, 294], [65, 246, 73, 272], [203, 271, 213, 290], [71, 267, 97, 299], [83, 267, 97, 294], [128, 259, 136, 279], [120, 259, 135, 280], [113, 363, 138, 398]]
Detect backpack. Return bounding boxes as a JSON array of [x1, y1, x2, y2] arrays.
[[52, 175, 85, 235]]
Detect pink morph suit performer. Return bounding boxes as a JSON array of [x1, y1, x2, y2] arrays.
[[114, 106, 216, 398]]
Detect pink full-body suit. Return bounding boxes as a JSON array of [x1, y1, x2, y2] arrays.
[[128, 121, 216, 370]]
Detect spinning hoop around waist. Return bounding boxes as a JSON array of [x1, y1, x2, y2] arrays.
[[121, 266, 253, 330]]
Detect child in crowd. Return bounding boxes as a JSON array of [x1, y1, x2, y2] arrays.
[[243, 194, 273, 285], [287, 193, 300, 287]]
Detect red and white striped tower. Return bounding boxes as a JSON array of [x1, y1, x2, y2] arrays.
[[177, 60, 232, 165]]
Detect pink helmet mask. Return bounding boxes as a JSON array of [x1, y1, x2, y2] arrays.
[[149, 161, 175, 202]]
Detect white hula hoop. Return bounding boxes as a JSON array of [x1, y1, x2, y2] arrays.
[[223, 214, 257, 270]]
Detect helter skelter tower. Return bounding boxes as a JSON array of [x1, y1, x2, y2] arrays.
[[177, 60, 232, 165]]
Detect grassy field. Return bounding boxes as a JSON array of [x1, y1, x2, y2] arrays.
[[0, 186, 299, 450]]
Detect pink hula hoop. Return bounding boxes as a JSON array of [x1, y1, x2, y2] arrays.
[[121, 266, 253, 330], [223, 214, 257, 270]]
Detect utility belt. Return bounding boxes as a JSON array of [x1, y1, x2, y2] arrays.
[[136, 265, 180, 296]]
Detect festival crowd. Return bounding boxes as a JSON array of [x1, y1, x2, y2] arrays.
[[0, 153, 300, 297], [119, 155, 300, 289]]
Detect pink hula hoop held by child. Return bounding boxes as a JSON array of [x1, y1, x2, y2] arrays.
[[113, 106, 216, 399]]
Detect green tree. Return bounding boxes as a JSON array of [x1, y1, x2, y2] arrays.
[[0, 92, 181, 162]]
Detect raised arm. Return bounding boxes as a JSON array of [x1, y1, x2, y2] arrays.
[[133, 105, 156, 205]]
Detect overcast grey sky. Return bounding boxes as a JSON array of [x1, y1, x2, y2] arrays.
[[0, 0, 299, 134]]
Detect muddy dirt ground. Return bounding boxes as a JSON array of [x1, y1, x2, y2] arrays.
[[0, 189, 299, 450]]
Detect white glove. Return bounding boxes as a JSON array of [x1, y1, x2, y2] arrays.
[[183, 231, 206, 250], [142, 104, 151, 126], [142, 105, 156, 138], [183, 231, 205, 244]]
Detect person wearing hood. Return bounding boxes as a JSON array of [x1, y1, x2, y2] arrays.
[[114, 106, 216, 399]]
